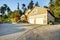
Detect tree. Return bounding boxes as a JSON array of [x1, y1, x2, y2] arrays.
[[44, 6, 48, 8], [49, 0, 55, 10], [49, 0, 60, 18], [13, 10, 21, 22], [50, 0, 54, 6], [7, 7, 11, 12], [55, 0, 60, 6], [28, 0, 34, 9], [0, 4, 11, 16], [8, 11, 13, 18], [22, 4, 27, 14], [17, 3, 22, 15], [0, 7, 1, 13], [35, 2, 39, 7], [17, 3, 19, 10], [0, 6, 5, 16]]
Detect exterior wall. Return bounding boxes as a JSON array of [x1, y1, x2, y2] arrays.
[[28, 14, 47, 24], [47, 13, 55, 22], [27, 6, 55, 24], [25, 9, 31, 16], [28, 7, 47, 17], [21, 15, 27, 21]]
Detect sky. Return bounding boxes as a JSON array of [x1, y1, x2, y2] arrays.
[[0, 0, 50, 11]]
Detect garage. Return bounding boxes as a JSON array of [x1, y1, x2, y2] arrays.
[[36, 18, 43, 24], [28, 17, 44, 24]]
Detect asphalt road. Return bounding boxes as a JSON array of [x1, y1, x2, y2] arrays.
[[0, 23, 33, 40], [0, 24, 60, 40]]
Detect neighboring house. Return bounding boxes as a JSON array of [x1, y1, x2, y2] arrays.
[[25, 9, 31, 16], [25, 6, 55, 25], [20, 15, 27, 21]]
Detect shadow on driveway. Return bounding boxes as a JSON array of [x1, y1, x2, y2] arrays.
[[0, 24, 26, 36]]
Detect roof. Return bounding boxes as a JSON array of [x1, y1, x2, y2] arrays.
[[27, 6, 47, 16], [47, 9, 55, 17], [25, 9, 31, 16], [25, 6, 55, 18]]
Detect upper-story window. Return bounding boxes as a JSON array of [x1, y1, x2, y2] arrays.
[[33, 9, 38, 14]]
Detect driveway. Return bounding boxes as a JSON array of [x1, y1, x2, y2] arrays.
[[0, 23, 33, 40], [16, 25, 60, 40], [1, 24, 60, 40]]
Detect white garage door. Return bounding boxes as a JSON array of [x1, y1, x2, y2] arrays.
[[36, 18, 43, 24], [28, 18, 34, 24]]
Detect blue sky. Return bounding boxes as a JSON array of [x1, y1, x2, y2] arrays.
[[0, 0, 50, 11]]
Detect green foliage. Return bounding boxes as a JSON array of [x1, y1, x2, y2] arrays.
[[0, 17, 3, 23], [49, 0, 60, 18], [17, 3, 19, 10], [0, 4, 10, 16], [35, 2, 39, 7], [22, 4, 27, 14], [8, 11, 13, 18], [0, 6, 5, 15], [44, 6, 48, 8], [13, 10, 22, 16], [28, 0, 34, 9]]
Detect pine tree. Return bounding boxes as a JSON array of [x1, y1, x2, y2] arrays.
[[17, 3, 22, 16], [49, 0, 54, 7], [22, 4, 27, 14], [28, 0, 34, 9], [35, 2, 39, 7], [17, 3, 19, 10], [49, 0, 60, 18]]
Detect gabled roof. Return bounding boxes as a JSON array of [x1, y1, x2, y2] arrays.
[[25, 6, 55, 18], [27, 6, 47, 16], [47, 9, 55, 17]]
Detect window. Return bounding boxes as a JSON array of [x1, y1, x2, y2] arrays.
[[33, 9, 38, 14]]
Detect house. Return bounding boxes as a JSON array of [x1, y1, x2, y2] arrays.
[[25, 6, 55, 25], [20, 15, 27, 21]]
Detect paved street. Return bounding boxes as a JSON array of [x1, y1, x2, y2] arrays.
[[0, 24, 60, 40], [0, 23, 34, 40], [16, 25, 60, 40]]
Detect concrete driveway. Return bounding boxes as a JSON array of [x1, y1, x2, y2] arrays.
[[0, 23, 33, 40], [0, 23, 60, 40]]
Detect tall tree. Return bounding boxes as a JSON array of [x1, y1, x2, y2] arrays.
[[0, 6, 5, 16], [7, 7, 11, 13], [49, 0, 60, 18], [22, 4, 27, 14], [35, 2, 39, 7], [55, 0, 60, 6], [0, 4, 11, 16], [44, 6, 48, 8], [49, 0, 55, 9], [28, 0, 34, 9], [8, 11, 13, 18], [50, 0, 53, 6], [17, 3, 19, 10], [17, 3, 22, 15], [0, 7, 1, 13]]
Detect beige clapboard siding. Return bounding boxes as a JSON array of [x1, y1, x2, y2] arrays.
[[27, 6, 48, 24], [28, 14, 47, 24], [28, 6, 47, 16], [27, 6, 54, 24]]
